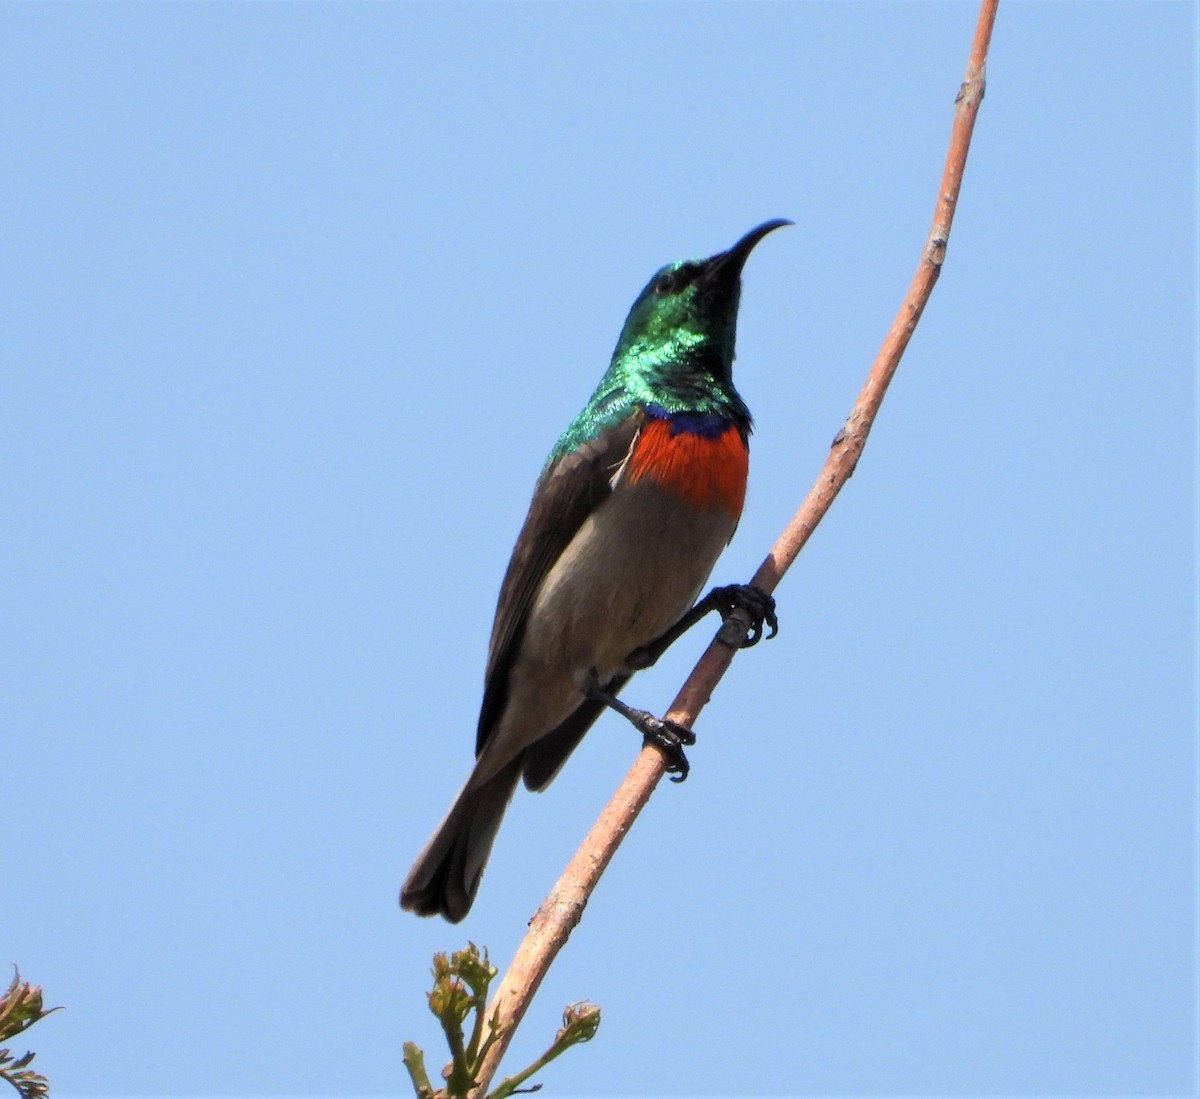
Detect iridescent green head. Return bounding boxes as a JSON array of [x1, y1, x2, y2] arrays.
[[550, 220, 790, 462], [611, 219, 792, 385]]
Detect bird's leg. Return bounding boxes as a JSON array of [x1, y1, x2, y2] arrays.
[[584, 671, 696, 783], [625, 584, 779, 672]]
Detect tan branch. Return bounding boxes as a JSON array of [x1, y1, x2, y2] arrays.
[[470, 3, 998, 1094]]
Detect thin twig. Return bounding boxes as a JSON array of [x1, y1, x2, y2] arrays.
[[469, 3, 998, 1094]]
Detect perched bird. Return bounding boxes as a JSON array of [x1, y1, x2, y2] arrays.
[[401, 220, 790, 922]]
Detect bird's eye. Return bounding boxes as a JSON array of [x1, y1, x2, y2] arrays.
[[654, 271, 678, 295], [654, 264, 699, 296]]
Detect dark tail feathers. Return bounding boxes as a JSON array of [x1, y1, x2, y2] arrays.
[[400, 759, 521, 923]]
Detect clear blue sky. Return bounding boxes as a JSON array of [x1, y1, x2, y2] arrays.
[[4, 3, 1195, 1097]]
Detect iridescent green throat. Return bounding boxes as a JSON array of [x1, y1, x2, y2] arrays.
[[549, 258, 752, 462]]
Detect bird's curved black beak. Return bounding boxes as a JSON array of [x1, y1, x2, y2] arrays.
[[706, 218, 793, 281]]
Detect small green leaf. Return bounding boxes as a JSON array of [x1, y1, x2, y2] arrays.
[[554, 1002, 601, 1048], [0, 968, 59, 1099]]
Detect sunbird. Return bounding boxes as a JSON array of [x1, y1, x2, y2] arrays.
[[402, 220, 790, 921]]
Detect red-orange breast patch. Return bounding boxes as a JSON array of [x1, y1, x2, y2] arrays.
[[624, 412, 749, 519]]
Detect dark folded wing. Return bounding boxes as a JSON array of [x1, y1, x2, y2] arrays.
[[519, 674, 629, 791], [476, 413, 641, 756]]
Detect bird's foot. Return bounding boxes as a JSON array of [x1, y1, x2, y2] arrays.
[[584, 669, 698, 782], [633, 711, 696, 783], [709, 584, 779, 649]]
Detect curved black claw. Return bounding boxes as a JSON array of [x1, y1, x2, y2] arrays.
[[636, 713, 696, 783], [712, 584, 779, 648]]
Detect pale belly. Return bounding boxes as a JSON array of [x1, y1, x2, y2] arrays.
[[476, 478, 736, 774], [526, 479, 735, 679]]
